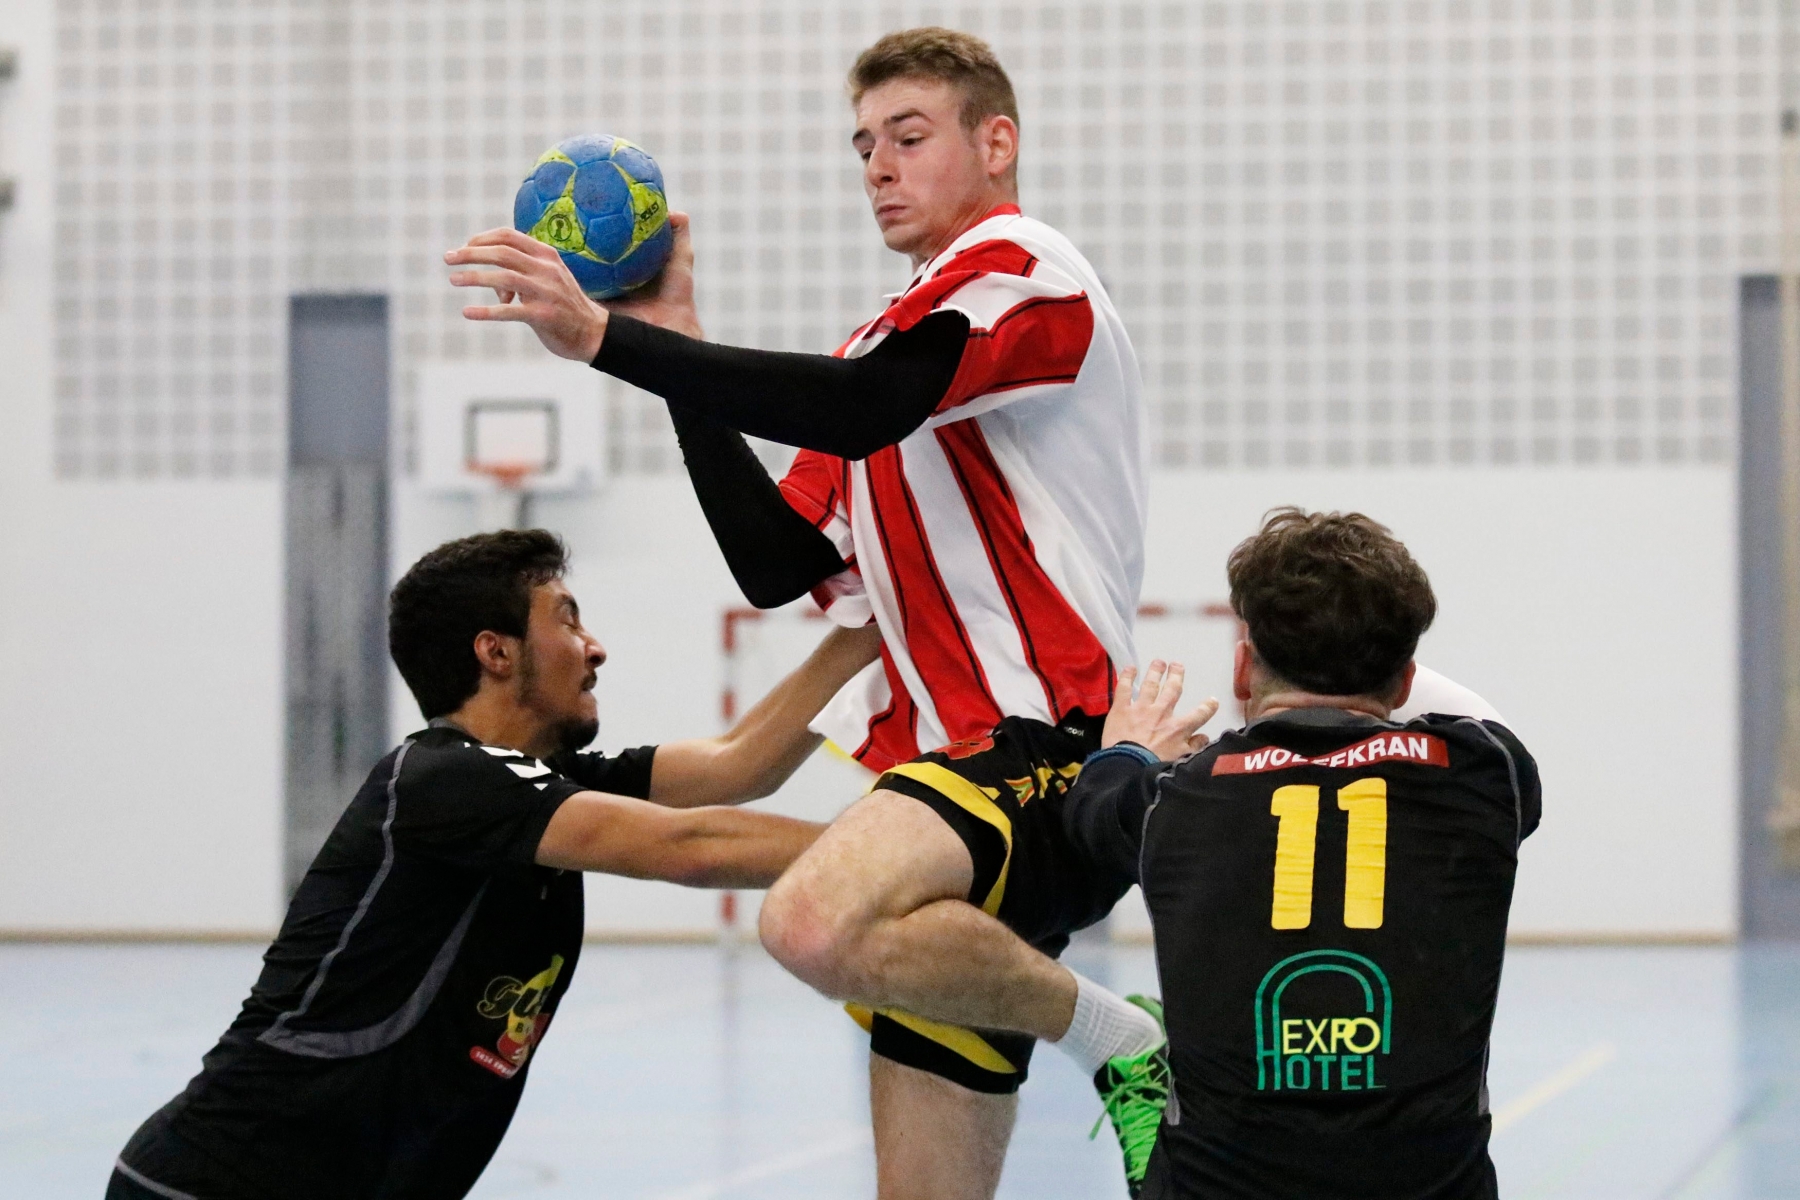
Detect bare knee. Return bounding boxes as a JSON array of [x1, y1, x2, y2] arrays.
[[759, 868, 870, 997], [759, 789, 974, 1000]]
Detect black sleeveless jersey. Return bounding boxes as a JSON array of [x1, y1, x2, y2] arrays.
[[1066, 708, 1540, 1200]]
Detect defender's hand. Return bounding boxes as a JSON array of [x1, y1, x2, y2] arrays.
[[448, 228, 611, 361], [603, 212, 704, 340], [1102, 661, 1218, 761]]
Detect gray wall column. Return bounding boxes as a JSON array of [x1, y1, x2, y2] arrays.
[[286, 295, 391, 892], [1740, 275, 1800, 938]]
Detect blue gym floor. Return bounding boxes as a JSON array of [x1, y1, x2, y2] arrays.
[[3, 942, 1797, 1198]]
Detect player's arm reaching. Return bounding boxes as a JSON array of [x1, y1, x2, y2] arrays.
[[446, 218, 970, 460], [534, 628, 873, 884], [602, 308, 968, 459], [534, 790, 823, 888], [553, 623, 881, 808], [662, 403, 848, 609], [646, 622, 881, 807], [1062, 662, 1219, 889], [446, 218, 975, 610]]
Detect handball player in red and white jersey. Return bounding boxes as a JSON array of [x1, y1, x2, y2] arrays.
[[448, 28, 1208, 1199]]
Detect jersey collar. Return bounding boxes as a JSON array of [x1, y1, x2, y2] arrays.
[[1249, 707, 1391, 731], [898, 203, 1025, 295], [422, 716, 487, 746]]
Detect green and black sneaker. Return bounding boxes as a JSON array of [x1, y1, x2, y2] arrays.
[[1088, 994, 1171, 1197]]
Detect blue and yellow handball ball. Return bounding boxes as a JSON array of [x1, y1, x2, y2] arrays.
[[513, 134, 673, 299]]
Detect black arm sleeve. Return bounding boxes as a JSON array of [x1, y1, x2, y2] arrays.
[[592, 309, 970, 460], [667, 403, 848, 608], [1062, 746, 1164, 890]]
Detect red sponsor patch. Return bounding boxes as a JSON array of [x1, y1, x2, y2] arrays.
[[1211, 732, 1450, 775], [469, 1046, 521, 1079], [942, 735, 996, 760]]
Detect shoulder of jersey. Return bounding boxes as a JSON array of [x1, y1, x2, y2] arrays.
[[1185, 730, 1243, 770], [403, 731, 566, 792], [935, 236, 1041, 279], [1407, 712, 1532, 761], [932, 215, 1088, 289]]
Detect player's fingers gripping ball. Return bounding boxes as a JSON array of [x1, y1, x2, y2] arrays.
[[513, 134, 673, 299]]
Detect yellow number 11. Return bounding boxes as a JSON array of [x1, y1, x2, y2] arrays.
[[1269, 778, 1388, 930]]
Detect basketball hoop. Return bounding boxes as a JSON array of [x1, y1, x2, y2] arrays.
[[471, 461, 537, 491]]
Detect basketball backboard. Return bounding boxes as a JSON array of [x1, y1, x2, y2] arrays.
[[415, 361, 605, 495]]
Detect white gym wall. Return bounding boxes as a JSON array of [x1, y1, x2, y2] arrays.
[[0, 0, 283, 935], [0, 0, 1773, 938]]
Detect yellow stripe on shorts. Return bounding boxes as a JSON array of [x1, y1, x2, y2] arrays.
[[882, 761, 1014, 917], [843, 1002, 1018, 1076]]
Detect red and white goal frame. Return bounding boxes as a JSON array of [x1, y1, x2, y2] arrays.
[[713, 601, 1240, 938]]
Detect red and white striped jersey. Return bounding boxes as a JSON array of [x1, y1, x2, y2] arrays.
[[780, 205, 1146, 773]]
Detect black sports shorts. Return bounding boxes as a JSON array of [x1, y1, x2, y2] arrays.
[[854, 711, 1132, 1095]]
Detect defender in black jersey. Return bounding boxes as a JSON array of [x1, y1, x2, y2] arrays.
[[1063, 509, 1542, 1199], [108, 531, 879, 1200]]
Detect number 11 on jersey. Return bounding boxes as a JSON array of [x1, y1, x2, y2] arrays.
[[1269, 778, 1388, 930]]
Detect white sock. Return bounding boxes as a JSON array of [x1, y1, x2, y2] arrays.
[[1050, 969, 1163, 1075]]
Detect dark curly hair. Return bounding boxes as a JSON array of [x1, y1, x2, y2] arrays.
[[388, 529, 569, 719], [1227, 508, 1437, 698]]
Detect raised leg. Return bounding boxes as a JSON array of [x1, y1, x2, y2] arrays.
[[758, 788, 1075, 1038], [870, 1053, 1017, 1200], [760, 785, 1165, 1197]]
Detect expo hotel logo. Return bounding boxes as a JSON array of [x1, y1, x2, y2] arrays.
[[1255, 949, 1393, 1094]]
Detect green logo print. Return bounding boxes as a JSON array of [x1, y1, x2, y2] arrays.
[[1254, 949, 1391, 1093]]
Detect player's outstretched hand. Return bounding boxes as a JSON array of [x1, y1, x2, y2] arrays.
[[603, 212, 705, 340], [447, 228, 610, 361], [446, 214, 705, 365], [1101, 661, 1219, 761]]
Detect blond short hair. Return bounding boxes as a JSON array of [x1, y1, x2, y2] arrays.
[[848, 27, 1020, 133]]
